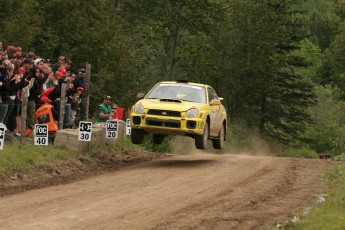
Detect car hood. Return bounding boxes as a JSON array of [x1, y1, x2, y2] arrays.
[[138, 99, 206, 111]]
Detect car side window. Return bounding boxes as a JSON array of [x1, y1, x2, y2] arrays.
[[207, 87, 218, 103]]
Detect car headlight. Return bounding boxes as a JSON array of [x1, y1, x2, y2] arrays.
[[134, 104, 145, 114], [186, 108, 198, 118]]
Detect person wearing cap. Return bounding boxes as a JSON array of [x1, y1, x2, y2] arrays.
[[96, 95, 114, 122], [6, 45, 13, 51], [27, 51, 36, 61], [35, 96, 59, 133], [15, 47, 23, 61], [44, 58, 51, 67], [73, 68, 86, 91], [55, 67, 73, 128], [34, 58, 44, 69]]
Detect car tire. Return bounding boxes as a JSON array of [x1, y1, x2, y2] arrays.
[[195, 123, 209, 149], [152, 134, 164, 144], [131, 129, 145, 144], [212, 125, 224, 149]]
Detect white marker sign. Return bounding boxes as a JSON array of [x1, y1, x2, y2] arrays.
[[0, 127, 5, 150], [126, 118, 131, 135], [106, 120, 118, 139], [78, 121, 92, 141], [34, 124, 48, 146]]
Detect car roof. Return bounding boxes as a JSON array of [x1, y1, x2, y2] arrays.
[[158, 80, 209, 88]]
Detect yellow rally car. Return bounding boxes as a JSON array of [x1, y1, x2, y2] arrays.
[[130, 80, 227, 149]]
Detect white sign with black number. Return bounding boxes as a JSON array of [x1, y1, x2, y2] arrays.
[[0, 127, 5, 150], [34, 124, 48, 146], [78, 121, 92, 141], [106, 120, 118, 139], [126, 118, 131, 135]]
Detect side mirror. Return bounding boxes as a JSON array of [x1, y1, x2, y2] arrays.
[[210, 99, 221, 106], [136, 92, 145, 98]]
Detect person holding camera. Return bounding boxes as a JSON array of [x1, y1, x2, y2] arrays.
[[95, 95, 115, 122]]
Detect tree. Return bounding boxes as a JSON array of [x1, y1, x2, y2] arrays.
[[220, 0, 316, 143]]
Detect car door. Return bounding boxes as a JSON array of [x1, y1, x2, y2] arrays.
[[207, 87, 221, 136]]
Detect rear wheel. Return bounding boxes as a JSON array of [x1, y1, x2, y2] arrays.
[[212, 125, 225, 149], [131, 129, 145, 144], [195, 123, 209, 149], [152, 134, 164, 144]]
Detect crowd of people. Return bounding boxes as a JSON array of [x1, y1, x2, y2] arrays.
[[0, 42, 87, 141]]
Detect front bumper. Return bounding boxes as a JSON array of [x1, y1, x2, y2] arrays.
[[131, 113, 205, 136]]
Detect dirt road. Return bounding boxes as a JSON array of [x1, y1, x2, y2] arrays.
[[0, 154, 336, 230]]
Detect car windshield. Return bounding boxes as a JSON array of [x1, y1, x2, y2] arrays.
[[146, 83, 207, 103]]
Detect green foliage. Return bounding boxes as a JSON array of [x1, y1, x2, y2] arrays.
[[303, 85, 345, 156], [292, 39, 322, 81], [333, 153, 345, 161], [276, 147, 319, 159], [0, 139, 76, 178]]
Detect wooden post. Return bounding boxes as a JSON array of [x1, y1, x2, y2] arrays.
[[59, 83, 67, 130], [85, 64, 91, 121], [20, 86, 29, 144]]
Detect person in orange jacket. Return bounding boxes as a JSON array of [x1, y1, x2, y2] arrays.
[[35, 96, 59, 132]]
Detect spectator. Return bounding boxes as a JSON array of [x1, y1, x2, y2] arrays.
[[44, 58, 51, 67], [52, 56, 66, 72], [43, 72, 54, 91], [0, 58, 9, 124], [35, 96, 59, 132], [70, 88, 83, 128], [64, 59, 72, 73], [74, 87, 85, 125], [73, 68, 86, 91], [3, 64, 16, 126], [1, 44, 88, 136], [6, 67, 24, 135], [27, 51, 36, 61], [14, 47, 23, 62], [23, 65, 38, 136], [110, 104, 118, 120], [95, 95, 114, 122]]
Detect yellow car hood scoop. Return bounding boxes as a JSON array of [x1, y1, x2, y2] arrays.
[[159, 98, 182, 103]]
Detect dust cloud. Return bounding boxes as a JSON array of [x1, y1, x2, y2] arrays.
[[170, 136, 207, 156], [169, 131, 275, 157]]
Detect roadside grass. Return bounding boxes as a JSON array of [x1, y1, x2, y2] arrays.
[[88, 138, 145, 157], [0, 137, 147, 180], [0, 139, 78, 179], [285, 162, 345, 230]]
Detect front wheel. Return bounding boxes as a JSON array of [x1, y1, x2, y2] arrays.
[[195, 123, 209, 149], [131, 129, 145, 144], [212, 125, 225, 149]]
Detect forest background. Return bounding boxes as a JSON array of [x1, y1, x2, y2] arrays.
[[1, 0, 345, 156]]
